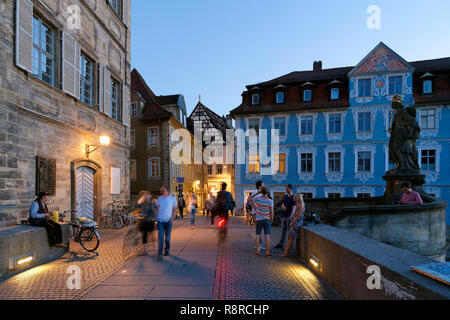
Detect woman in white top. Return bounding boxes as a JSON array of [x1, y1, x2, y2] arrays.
[[279, 193, 305, 258], [187, 192, 198, 227]]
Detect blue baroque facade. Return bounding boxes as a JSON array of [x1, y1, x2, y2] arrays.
[[231, 43, 450, 225]]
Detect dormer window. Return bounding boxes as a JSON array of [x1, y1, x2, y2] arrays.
[[276, 91, 285, 104], [303, 89, 312, 102], [331, 88, 340, 100], [251, 93, 260, 105], [423, 79, 433, 94]]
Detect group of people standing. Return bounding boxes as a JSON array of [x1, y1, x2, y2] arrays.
[[246, 182, 305, 258]]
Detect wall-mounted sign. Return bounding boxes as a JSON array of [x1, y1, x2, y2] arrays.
[[176, 177, 184, 183], [36, 157, 56, 195], [111, 167, 121, 195]]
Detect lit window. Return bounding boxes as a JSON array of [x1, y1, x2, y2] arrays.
[[276, 92, 285, 104], [111, 78, 121, 121], [328, 152, 341, 173], [80, 54, 94, 107], [357, 151, 372, 173], [300, 116, 313, 135], [358, 112, 372, 132], [389, 76, 403, 95], [148, 158, 160, 178], [423, 80, 433, 94], [358, 79, 371, 97], [420, 108, 436, 129], [328, 114, 342, 134], [249, 154, 260, 173], [331, 88, 340, 100], [273, 117, 286, 136], [300, 153, 313, 173], [275, 154, 286, 173], [252, 94, 260, 105], [303, 89, 312, 102], [148, 127, 159, 145], [32, 16, 55, 86], [421, 150, 436, 171]]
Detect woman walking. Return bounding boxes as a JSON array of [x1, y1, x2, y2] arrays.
[[137, 190, 157, 256], [187, 192, 198, 227], [279, 193, 305, 258]]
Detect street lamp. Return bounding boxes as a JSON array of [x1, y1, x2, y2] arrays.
[[85, 136, 110, 158]]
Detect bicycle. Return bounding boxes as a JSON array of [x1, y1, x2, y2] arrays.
[[106, 200, 130, 229], [235, 205, 246, 217], [122, 212, 156, 258], [64, 210, 100, 252], [217, 216, 228, 246]]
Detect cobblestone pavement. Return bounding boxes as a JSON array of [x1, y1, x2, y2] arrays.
[[213, 217, 340, 300], [0, 219, 189, 300]]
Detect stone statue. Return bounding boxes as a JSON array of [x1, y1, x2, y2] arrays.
[[388, 95, 421, 174]]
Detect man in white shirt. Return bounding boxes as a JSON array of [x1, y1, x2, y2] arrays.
[[247, 181, 265, 251], [156, 185, 178, 259]]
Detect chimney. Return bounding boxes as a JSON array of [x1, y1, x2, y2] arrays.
[[313, 60, 322, 72], [225, 114, 233, 129]]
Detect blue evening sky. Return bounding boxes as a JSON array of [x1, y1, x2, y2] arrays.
[[131, 0, 450, 117]]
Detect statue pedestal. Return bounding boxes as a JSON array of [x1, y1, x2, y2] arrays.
[[383, 173, 426, 204]]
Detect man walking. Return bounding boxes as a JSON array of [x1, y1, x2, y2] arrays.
[[275, 184, 295, 249], [249, 187, 274, 258], [247, 181, 265, 252], [156, 186, 178, 259]]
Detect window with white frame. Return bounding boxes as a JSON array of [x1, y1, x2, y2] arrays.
[[248, 119, 260, 135], [389, 76, 403, 95], [130, 129, 135, 148], [131, 102, 138, 117], [303, 89, 312, 102], [274, 154, 286, 173], [273, 117, 286, 136], [300, 115, 313, 135], [148, 158, 160, 178], [423, 80, 433, 94], [32, 16, 55, 86], [328, 152, 342, 173], [302, 193, 314, 200], [276, 91, 285, 104], [357, 112, 372, 132], [328, 193, 342, 199], [251, 93, 260, 105], [358, 78, 371, 97], [357, 151, 372, 173], [421, 149, 436, 171], [111, 78, 121, 121], [420, 108, 436, 130], [130, 159, 136, 181], [300, 153, 313, 173], [328, 114, 342, 134], [147, 127, 159, 146], [331, 88, 340, 100], [80, 53, 94, 107], [249, 154, 260, 173]]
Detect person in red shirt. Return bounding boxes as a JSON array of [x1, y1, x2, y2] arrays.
[[398, 182, 423, 206]]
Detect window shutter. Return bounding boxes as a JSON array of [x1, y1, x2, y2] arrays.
[[122, 84, 130, 127], [62, 32, 80, 98], [15, 0, 33, 72], [103, 67, 111, 117], [98, 64, 104, 112]]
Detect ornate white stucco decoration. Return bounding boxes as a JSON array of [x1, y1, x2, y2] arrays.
[[418, 141, 441, 183], [352, 106, 379, 140], [297, 145, 317, 183], [324, 144, 345, 183], [269, 115, 289, 143], [353, 186, 376, 197], [419, 106, 441, 138], [325, 111, 346, 142], [353, 143, 376, 183], [424, 187, 441, 198], [325, 186, 345, 197], [297, 113, 318, 143], [297, 186, 317, 198], [272, 146, 290, 184]]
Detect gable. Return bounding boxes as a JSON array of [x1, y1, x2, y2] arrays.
[[349, 42, 414, 76]]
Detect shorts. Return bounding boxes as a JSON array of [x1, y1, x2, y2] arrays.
[[255, 219, 271, 235]]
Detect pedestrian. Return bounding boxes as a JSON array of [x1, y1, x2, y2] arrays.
[[214, 183, 234, 222], [205, 192, 215, 218], [249, 187, 274, 258], [177, 196, 186, 219], [137, 190, 157, 256], [247, 181, 265, 252], [156, 186, 178, 259], [279, 193, 305, 258], [29, 192, 67, 248], [187, 191, 197, 227], [275, 184, 295, 249], [398, 182, 423, 206]]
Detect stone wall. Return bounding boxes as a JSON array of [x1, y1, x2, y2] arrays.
[[0, 0, 131, 227]]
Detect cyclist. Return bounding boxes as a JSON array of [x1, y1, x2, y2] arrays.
[[214, 183, 234, 222], [137, 190, 157, 256]]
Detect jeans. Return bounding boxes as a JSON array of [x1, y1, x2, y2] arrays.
[[278, 217, 289, 246], [157, 221, 172, 255], [190, 208, 196, 225]]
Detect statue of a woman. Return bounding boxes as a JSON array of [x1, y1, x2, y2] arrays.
[[388, 95, 421, 174]]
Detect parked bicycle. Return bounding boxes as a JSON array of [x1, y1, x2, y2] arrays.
[[64, 210, 100, 252], [105, 200, 132, 229]]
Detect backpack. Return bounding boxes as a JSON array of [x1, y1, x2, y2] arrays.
[[178, 198, 184, 207], [214, 191, 231, 212]]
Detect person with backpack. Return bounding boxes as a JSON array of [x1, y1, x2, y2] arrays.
[[214, 183, 234, 222], [177, 196, 185, 219]]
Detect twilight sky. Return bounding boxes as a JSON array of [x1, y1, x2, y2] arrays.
[[131, 0, 450, 117]]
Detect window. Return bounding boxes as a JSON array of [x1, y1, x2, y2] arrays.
[[130, 129, 135, 148], [328, 152, 341, 173], [217, 165, 223, 174], [331, 88, 340, 100], [276, 92, 285, 104], [389, 76, 403, 95], [80, 53, 94, 106], [131, 102, 138, 117], [303, 89, 312, 102], [252, 93, 260, 105], [357, 151, 372, 173], [302, 193, 313, 200], [328, 193, 341, 199], [420, 108, 436, 130], [111, 78, 121, 121], [328, 114, 342, 134], [32, 16, 55, 85], [423, 80, 433, 94], [300, 116, 313, 135], [148, 127, 159, 146], [148, 158, 160, 178], [130, 160, 136, 181], [249, 154, 260, 173], [421, 150, 436, 171], [248, 119, 260, 134], [109, 0, 122, 16], [275, 154, 286, 173], [273, 117, 286, 136], [358, 79, 371, 97], [357, 193, 371, 199], [300, 153, 313, 173], [358, 112, 372, 132]]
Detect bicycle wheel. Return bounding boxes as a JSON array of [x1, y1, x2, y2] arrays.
[[80, 228, 100, 252], [111, 213, 124, 229], [122, 227, 142, 257]]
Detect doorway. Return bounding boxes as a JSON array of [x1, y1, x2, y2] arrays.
[[76, 166, 95, 220]]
